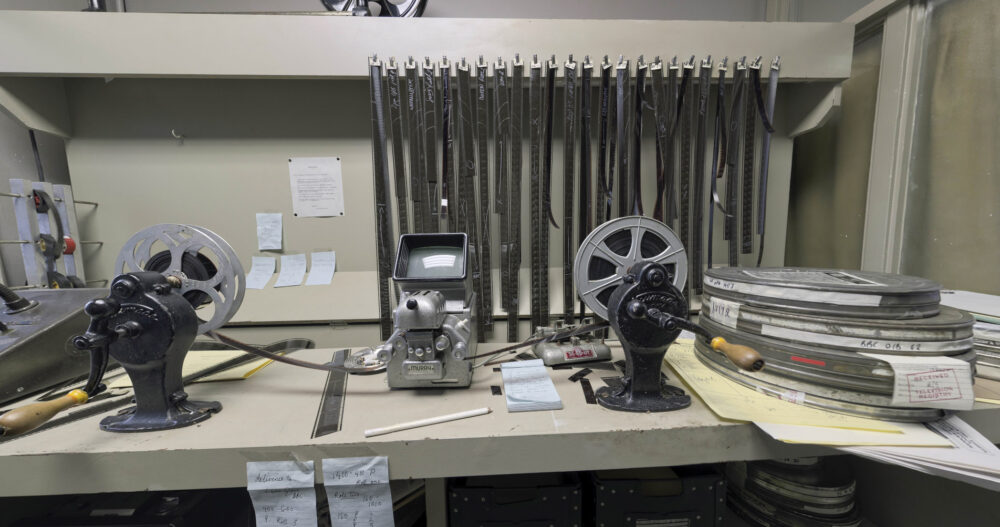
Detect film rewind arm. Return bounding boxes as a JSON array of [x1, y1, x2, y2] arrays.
[[627, 301, 764, 372]]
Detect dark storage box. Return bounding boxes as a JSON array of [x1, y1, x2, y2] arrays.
[[592, 466, 726, 527], [449, 473, 583, 527]]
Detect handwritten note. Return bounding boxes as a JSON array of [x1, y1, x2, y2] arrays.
[[246, 460, 318, 527], [256, 213, 283, 251], [707, 296, 740, 328], [322, 456, 394, 527], [289, 157, 345, 217], [246, 256, 276, 289], [305, 251, 336, 286], [861, 353, 974, 410], [274, 254, 307, 288], [501, 359, 563, 412]]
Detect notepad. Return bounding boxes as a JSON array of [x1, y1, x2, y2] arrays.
[[501, 359, 563, 412]]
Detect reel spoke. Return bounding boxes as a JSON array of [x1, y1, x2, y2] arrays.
[[575, 216, 687, 320], [114, 224, 245, 334]]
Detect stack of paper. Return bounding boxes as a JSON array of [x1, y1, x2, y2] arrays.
[[501, 359, 563, 412], [841, 415, 1000, 491]]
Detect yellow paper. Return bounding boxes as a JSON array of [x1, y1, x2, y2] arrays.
[[665, 341, 900, 433], [755, 422, 951, 447], [975, 398, 1000, 405], [107, 350, 271, 389]]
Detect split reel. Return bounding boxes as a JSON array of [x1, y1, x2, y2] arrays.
[[115, 224, 245, 334], [574, 216, 688, 321]]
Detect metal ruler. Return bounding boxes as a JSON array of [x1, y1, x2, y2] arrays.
[[368, 57, 396, 340]]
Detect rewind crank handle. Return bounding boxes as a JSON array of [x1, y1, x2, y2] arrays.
[[0, 299, 114, 437], [630, 301, 765, 372]]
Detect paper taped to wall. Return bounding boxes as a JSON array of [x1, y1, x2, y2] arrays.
[[256, 213, 283, 251], [305, 251, 336, 286], [289, 157, 345, 217], [246, 256, 276, 289], [274, 254, 307, 288]]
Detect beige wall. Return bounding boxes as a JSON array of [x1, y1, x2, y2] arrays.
[[899, 0, 1000, 294], [785, 32, 882, 269]]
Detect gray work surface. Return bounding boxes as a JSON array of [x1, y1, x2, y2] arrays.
[[0, 344, 995, 498]]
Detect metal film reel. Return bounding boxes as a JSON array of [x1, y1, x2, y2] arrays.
[[114, 224, 245, 334], [574, 216, 688, 320]]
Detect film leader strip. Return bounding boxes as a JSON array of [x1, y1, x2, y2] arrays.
[[312, 350, 350, 438], [368, 57, 396, 340], [476, 58, 494, 334]]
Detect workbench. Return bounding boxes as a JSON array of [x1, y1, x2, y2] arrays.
[[1, 343, 998, 524]]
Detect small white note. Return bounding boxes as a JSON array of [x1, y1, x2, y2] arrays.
[[246, 460, 318, 527], [257, 213, 283, 251], [246, 256, 276, 290], [305, 251, 336, 286], [708, 297, 740, 329], [861, 353, 974, 410], [289, 157, 345, 217], [322, 456, 395, 527], [274, 254, 307, 288], [501, 359, 563, 412]]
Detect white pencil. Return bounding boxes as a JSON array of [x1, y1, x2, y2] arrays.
[[364, 407, 492, 438]]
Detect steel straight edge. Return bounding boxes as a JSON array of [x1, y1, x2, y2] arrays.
[[0, 12, 851, 80], [0, 424, 830, 497]]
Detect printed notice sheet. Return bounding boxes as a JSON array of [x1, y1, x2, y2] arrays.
[[861, 353, 974, 410], [246, 460, 318, 527], [322, 456, 394, 527], [289, 157, 345, 217], [501, 359, 563, 412], [274, 254, 308, 288], [256, 213, 283, 251], [305, 251, 336, 286], [246, 256, 276, 289]]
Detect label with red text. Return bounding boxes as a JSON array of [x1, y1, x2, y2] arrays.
[[861, 353, 974, 410]]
